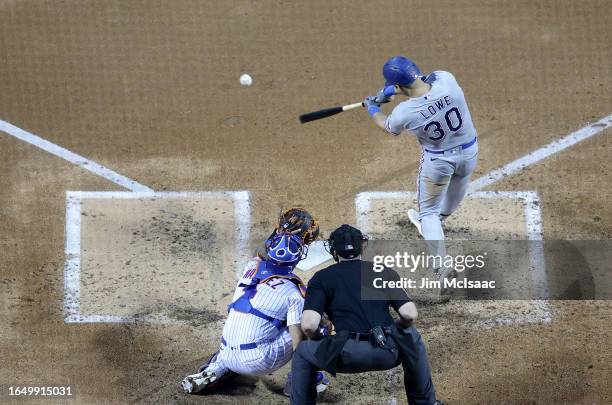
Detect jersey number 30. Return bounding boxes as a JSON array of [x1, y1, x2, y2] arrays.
[[424, 107, 463, 141]]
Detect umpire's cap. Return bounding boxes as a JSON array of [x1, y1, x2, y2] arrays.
[[327, 224, 368, 260]]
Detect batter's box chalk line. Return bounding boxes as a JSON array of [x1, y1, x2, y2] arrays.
[[0, 120, 153, 192], [63, 191, 251, 324], [469, 114, 612, 191], [355, 190, 552, 327]]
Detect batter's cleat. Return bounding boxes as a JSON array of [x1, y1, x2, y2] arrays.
[[434, 265, 458, 298], [283, 371, 330, 397], [181, 370, 219, 394], [435, 265, 457, 282], [407, 209, 423, 237]]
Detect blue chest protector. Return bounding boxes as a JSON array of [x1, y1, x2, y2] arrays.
[[227, 259, 306, 330]]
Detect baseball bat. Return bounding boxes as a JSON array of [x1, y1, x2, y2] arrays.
[[299, 102, 363, 124]]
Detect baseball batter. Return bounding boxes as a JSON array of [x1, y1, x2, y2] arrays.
[[181, 216, 329, 394], [364, 56, 478, 266]]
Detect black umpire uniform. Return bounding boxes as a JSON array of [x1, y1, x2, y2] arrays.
[[290, 224, 441, 405]]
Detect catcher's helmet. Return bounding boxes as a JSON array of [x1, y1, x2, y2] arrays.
[[326, 224, 368, 260], [265, 233, 307, 267], [383, 56, 422, 87], [276, 207, 320, 245]]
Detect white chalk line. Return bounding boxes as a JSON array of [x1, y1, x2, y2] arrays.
[[232, 191, 252, 279], [64, 191, 251, 324], [470, 113, 612, 191], [65, 314, 192, 324], [64, 194, 82, 319], [0, 119, 152, 192], [0, 121, 252, 323], [355, 190, 552, 326]]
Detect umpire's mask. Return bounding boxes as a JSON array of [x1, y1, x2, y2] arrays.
[[326, 224, 368, 261]]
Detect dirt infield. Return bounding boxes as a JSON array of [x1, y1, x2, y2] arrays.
[[1, 1, 611, 404], [78, 195, 239, 318]]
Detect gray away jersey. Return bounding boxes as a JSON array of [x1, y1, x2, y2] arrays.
[[385, 71, 477, 151]]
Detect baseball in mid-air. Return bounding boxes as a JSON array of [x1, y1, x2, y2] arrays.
[[240, 73, 253, 87]]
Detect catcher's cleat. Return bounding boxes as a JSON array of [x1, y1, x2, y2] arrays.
[[315, 371, 330, 393], [283, 371, 330, 397], [181, 370, 219, 394], [181, 351, 237, 394], [407, 209, 423, 237]]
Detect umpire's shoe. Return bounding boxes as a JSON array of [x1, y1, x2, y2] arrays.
[[283, 371, 330, 397]]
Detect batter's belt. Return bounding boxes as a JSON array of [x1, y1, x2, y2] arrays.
[[424, 136, 477, 154]]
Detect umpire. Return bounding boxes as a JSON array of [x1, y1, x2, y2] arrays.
[[290, 224, 443, 405]]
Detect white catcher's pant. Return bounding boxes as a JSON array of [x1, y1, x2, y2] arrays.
[[417, 141, 478, 250], [207, 327, 293, 376]]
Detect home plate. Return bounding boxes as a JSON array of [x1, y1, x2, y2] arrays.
[[297, 240, 333, 271]]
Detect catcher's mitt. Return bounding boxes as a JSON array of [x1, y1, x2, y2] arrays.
[[276, 207, 320, 244]]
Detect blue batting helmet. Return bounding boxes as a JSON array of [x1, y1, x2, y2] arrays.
[[265, 233, 306, 267], [383, 56, 422, 87]]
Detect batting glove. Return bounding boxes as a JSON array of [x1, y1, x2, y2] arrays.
[[374, 85, 396, 104], [363, 96, 382, 117]]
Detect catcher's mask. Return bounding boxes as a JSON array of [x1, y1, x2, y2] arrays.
[[276, 207, 320, 244], [265, 233, 308, 267], [325, 224, 368, 261]]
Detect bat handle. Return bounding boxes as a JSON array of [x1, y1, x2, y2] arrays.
[[342, 102, 364, 111]]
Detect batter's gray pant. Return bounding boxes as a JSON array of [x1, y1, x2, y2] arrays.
[[418, 142, 478, 244]]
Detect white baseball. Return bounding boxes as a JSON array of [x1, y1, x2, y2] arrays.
[[240, 74, 253, 87]]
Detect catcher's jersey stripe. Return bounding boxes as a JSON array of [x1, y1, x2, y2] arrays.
[[211, 328, 293, 375], [222, 257, 304, 346], [204, 257, 303, 376]]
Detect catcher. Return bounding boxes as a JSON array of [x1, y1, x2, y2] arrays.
[[181, 208, 330, 395]]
